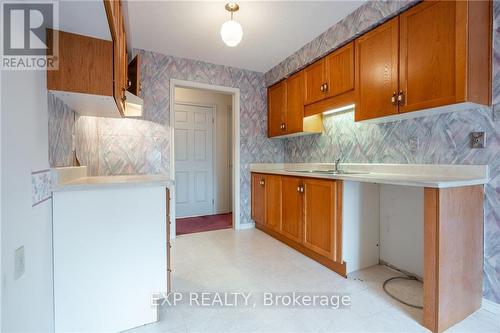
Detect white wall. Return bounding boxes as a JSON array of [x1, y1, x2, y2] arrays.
[[1, 69, 54, 331], [379, 185, 424, 277], [174, 87, 232, 214]]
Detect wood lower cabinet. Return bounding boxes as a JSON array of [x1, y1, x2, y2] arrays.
[[303, 178, 342, 263], [251, 173, 266, 225], [281, 176, 303, 243], [251, 172, 345, 276], [264, 175, 282, 232], [251, 173, 281, 232]]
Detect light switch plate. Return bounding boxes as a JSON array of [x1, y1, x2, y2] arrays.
[[470, 132, 485, 149], [14, 246, 25, 280]]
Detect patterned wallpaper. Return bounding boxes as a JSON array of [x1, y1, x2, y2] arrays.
[[264, 0, 417, 86], [48, 92, 75, 167], [264, 0, 500, 304]]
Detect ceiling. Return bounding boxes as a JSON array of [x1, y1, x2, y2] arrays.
[[58, 1, 111, 40], [125, 1, 366, 73]]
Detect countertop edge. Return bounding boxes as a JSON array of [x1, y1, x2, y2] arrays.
[[249, 168, 489, 189]]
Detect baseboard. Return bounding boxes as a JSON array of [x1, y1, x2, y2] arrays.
[[237, 222, 255, 230], [482, 298, 500, 315]]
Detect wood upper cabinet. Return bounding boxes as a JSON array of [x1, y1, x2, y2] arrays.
[[355, 17, 399, 122], [268, 81, 287, 137], [399, 0, 491, 113], [264, 175, 282, 233], [268, 74, 323, 138], [304, 59, 327, 105], [47, 30, 113, 96], [355, 0, 491, 121], [251, 173, 266, 226], [325, 42, 355, 99], [104, 0, 128, 116], [303, 42, 356, 116], [303, 178, 342, 262], [285, 71, 305, 134], [281, 176, 303, 243]]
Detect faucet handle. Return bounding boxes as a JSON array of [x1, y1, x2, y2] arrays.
[[335, 158, 341, 165]]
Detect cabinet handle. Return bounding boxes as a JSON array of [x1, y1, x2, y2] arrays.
[[397, 90, 405, 106], [280, 123, 286, 131], [259, 179, 265, 186], [324, 83, 328, 92], [297, 186, 301, 192], [297, 185, 304, 193], [320, 84, 323, 92], [391, 92, 397, 105]]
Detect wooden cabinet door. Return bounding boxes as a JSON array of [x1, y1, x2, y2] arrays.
[[268, 81, 287, 137], [355, 17, 399, 121], [303, 178, 341, 262], [251, 173, 266, 225], [285, 71, 304, 134], [325, 42, 355, 98], [304, 59, 327, 105], [281, 177, 303, 243], [264, 175, 282, 233], [399, 1, 466, 113]]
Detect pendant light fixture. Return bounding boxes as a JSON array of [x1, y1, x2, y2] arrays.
[[220, 3, 243, 47]]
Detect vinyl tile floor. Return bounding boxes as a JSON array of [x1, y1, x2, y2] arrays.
[[127, 228, 500, 333]]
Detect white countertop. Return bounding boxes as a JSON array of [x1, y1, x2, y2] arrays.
[[52, 167, 172, 192], [250, 163, 489, 188]]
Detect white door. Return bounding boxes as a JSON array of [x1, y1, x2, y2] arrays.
[[174, 103, 214, 218]]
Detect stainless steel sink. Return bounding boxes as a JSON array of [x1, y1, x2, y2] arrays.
[[288, 169, 367, 175]]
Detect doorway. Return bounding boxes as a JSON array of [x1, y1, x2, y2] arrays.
[[169, 80, 241, 237]]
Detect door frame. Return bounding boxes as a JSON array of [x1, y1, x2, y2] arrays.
[[173, 101, 217, 218], [169, 79, 241, 237]]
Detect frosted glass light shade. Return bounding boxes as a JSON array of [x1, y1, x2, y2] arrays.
[[220, 20, 243, 47]]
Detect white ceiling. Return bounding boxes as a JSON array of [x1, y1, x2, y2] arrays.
[[125, 1, 366, 73], [58, 1, 111, 40]]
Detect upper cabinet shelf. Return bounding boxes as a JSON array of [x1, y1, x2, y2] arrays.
[[266, 0, 492, 134]]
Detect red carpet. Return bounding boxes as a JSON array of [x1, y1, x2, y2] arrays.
[[176, 213, 232, 235]]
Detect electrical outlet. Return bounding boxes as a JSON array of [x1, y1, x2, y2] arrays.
[[14, 246, 25, 280], [470, 132, 485, 149]]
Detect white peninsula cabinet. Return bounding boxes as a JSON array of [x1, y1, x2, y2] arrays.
[[52, 167, 171, 332]]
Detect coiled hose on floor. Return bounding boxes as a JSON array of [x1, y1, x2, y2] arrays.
[[382, 275, 423, 309]]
